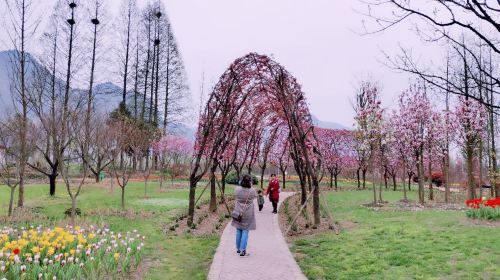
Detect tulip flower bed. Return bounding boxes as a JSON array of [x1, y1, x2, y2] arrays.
[[0, 225, 144, 280], [465, 198, 500, 220]]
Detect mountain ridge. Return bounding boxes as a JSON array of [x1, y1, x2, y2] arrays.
[[0, 50, 350, 140]]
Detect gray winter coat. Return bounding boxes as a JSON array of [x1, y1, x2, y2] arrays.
[[231, 186, 257, 230]]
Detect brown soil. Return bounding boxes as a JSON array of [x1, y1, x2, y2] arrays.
[[94, 177, 191, 192], [86, 208, 156, 220], [362, 199, 467, 212], [461, 218, 500, 227], [125, 257, 161, 280], [278, 193, 338, 240], [164, 196, 235, 237], [0, 207, 49, 224]]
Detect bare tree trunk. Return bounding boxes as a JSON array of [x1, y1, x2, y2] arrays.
[[70, 196, 77, 226], [133, 31, 139, 120], [487, 49, 498, 198], [141, 15, 151, 121], [15, 0, 30, 208], [392, 174, 397, 191], [334, 171, 339, 190], [121, 2, 132, 107], [384, 169, 388, 189], [418, 151, 425, 205], [153, 24, 161, 127], [121, 187, 125, 210], [408, 172, 412, 191], [356, 168, 361, 189], [188, 178, 196, 226], [372, 170, 377, 204], [378, 169, 384, 203], [478, 140, 483, 195], [8, 187, 15, 216], [429, 155, 433, 201], [132, 155, 137, 172], [280, 168, 286, 190], [312, 175, 320, 225], [159, 174, 165, 190], [221, 174, 226, 195], [148, 19, 157, 124], [362, 168, 367, 189], [444, 54, 451, 203], [260, 167, 265, 190], [444, 155, 450, 203], [466, 143, 475, 200], [234, 166, 241, 182], [49, 173, 57, 196], [299, 176, 307, 206], [403, 167, 408, 201], [209, 168, 217, 212]]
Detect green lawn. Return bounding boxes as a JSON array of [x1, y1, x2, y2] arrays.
[[3, 179, 497, 279], [0, 179, 227, 280], [291, 189, 500, 280]]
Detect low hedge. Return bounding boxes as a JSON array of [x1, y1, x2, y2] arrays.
[[225, 171, 258, 185]]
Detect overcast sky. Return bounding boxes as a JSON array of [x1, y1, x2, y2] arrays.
[[0, 0, 441, 127]]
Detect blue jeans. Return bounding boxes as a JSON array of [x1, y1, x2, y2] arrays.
[[235, 229, 249, 251]]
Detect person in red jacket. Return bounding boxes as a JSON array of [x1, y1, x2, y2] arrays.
[[265, 174, 280, 214]]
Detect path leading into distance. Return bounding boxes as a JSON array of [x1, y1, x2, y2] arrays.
[[208, 192, 306, 280]]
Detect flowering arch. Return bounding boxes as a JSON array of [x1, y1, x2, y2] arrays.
[[187, 53, 322, 225]]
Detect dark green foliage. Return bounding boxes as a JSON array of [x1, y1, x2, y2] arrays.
[[64, 207, 81, 217], [109, 102, 133, 121], [224, 171, 258, 185], [466, 206, 500, 220]]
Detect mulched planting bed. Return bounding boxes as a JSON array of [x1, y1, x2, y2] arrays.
[[165, 197, 235, 237], [278, 192, 338, 240]]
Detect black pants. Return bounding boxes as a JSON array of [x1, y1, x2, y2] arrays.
[[271, 201, 278, 213], [258, 204, 264, 211]]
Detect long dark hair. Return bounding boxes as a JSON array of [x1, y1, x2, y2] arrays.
[[241, 175, 252, 189]]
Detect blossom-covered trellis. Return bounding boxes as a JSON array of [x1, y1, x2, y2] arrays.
[[187, 53, 322, 226]]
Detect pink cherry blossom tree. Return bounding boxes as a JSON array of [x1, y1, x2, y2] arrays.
[[269, 129, 291, 189], [257, 126, 281, 189], [317, 127, 354, 189], [153, 135, 192, 188], [455, 96, 487, 199], [189, 53, 322, 226], [433, 108, 457, 202], [394, 84, 432, 204], [379, 121, 400, 191], [354, 81, 384, 204], [424, 110, 442, 201]]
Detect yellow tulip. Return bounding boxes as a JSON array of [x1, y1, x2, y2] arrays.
[[32, 246, 40, 254]]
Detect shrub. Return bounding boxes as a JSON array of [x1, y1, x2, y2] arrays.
[[224, 171, 258, 185], [64, 208, 82, 217]]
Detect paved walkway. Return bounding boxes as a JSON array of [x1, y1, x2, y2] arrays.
[[208, 192, 307, 280]]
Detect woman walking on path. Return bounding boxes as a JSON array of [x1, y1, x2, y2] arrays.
[[231, 174, 257, 257], [266, 174, 280, 214]]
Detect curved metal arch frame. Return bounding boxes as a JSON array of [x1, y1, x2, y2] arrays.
[[187, 53, 322, 225]]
